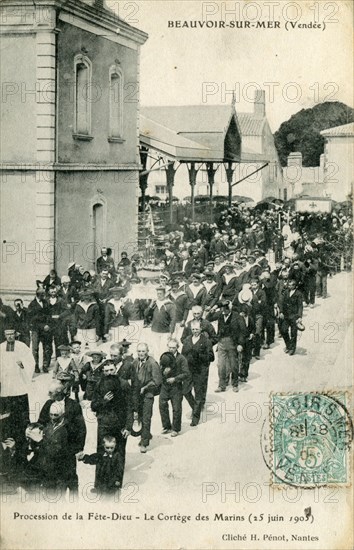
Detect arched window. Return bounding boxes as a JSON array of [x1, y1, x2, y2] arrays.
[[74, 54, 92, 137], [109, 65, 123, 140]]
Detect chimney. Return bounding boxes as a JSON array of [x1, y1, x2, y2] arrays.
[[254, 89, 265, 118], [287, 152, 302, 167]]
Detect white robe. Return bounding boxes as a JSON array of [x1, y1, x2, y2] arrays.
[[0, 341, 35, 397]]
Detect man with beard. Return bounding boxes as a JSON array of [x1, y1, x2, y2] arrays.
[[38, 379, 86, 496], [91, 361, 132, 486], [13, 299, 30, 347]]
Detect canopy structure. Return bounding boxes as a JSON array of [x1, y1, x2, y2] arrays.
[[139, 103, 270, 222]]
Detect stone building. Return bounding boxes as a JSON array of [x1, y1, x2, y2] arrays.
[[320, 122, 354, 202], [0, 0, 147, 297]]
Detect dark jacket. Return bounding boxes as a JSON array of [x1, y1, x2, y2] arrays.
[[167, 291, 189, 324], [42, 419, 69, 487], [27, 298, 51, 332], [39, 396, 86, 455], [82, 451, 123, 491], [201, 281, 222, 310], [181, 333, 214, 373], [181, 318, 218, 346], [159, 352, 190, 389], [132, 356, 162, 399], [74, 301, 100, 331], [206, 310, 239, 347], [13, 308, 30, 343], [279, 289, 303, 320], [91, 375, 133, 432], [144, 300, 176, 334]]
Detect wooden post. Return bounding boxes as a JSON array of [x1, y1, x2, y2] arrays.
[[206, 162, 217, 222], [225, 162, 235, 207], [187, 162, 198, 222], [165, 161, 177, 226]]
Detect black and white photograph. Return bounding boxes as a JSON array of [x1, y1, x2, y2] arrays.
[[0, 1, 353, 548]]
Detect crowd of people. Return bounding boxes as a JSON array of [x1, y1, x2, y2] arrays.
[[0, 203, 352, 497]]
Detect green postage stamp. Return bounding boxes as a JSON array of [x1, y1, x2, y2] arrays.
[[270, 392, 353, 488]]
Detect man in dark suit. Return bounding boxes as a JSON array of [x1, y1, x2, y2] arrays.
[[13, 299, 30, 347], [207, 300, 239, 392], [236, 303, 255, 383], [91, 268, 115, 339], [278, 279, 304, 355], [27, 289, 52, 373], [181, 320, 214, 426], [96, 247, 115, 276], [38, 379, 86, 494], [91, 361, 132, 485], [132, 343, 162, 453], [159, 340, 189, 436]]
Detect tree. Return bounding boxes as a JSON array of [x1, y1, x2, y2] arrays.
[[274, 102, 354, 166]]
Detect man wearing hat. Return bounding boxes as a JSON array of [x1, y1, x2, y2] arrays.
[[278, 279, 304, 355], [0, 328, 35, 453]]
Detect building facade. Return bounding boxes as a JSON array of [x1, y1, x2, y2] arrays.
[[0, 0, 147, 297], [320, 122, 354, 202]]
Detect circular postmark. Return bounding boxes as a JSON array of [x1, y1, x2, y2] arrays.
[[260, 392, 353, 490]]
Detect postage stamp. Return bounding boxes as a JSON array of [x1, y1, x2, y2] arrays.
[[269, 392, 353, 488]]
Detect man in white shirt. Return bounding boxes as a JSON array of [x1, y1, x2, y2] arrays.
[[0, 329, 35, 453]]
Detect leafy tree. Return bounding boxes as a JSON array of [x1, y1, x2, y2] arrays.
[[274, 102, 354, 166]]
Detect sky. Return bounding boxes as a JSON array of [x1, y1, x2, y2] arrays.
[[109, 0, 353, 132]]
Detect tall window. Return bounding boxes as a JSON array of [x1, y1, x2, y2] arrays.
[[74, 55, 92, 136], [109, 65, 123, 139], [283, 187, 288, 201]]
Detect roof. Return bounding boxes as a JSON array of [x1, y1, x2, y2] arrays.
[[141, 105, 234, 134], [237, 113, 265, 136], [140, 115, 211, 161], [140, 105, 242, 162], [139, 104, 271, 162], [320, 122, 354, 137]]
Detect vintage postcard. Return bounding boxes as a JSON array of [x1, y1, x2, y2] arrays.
[[0, 0, 353, 549]]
